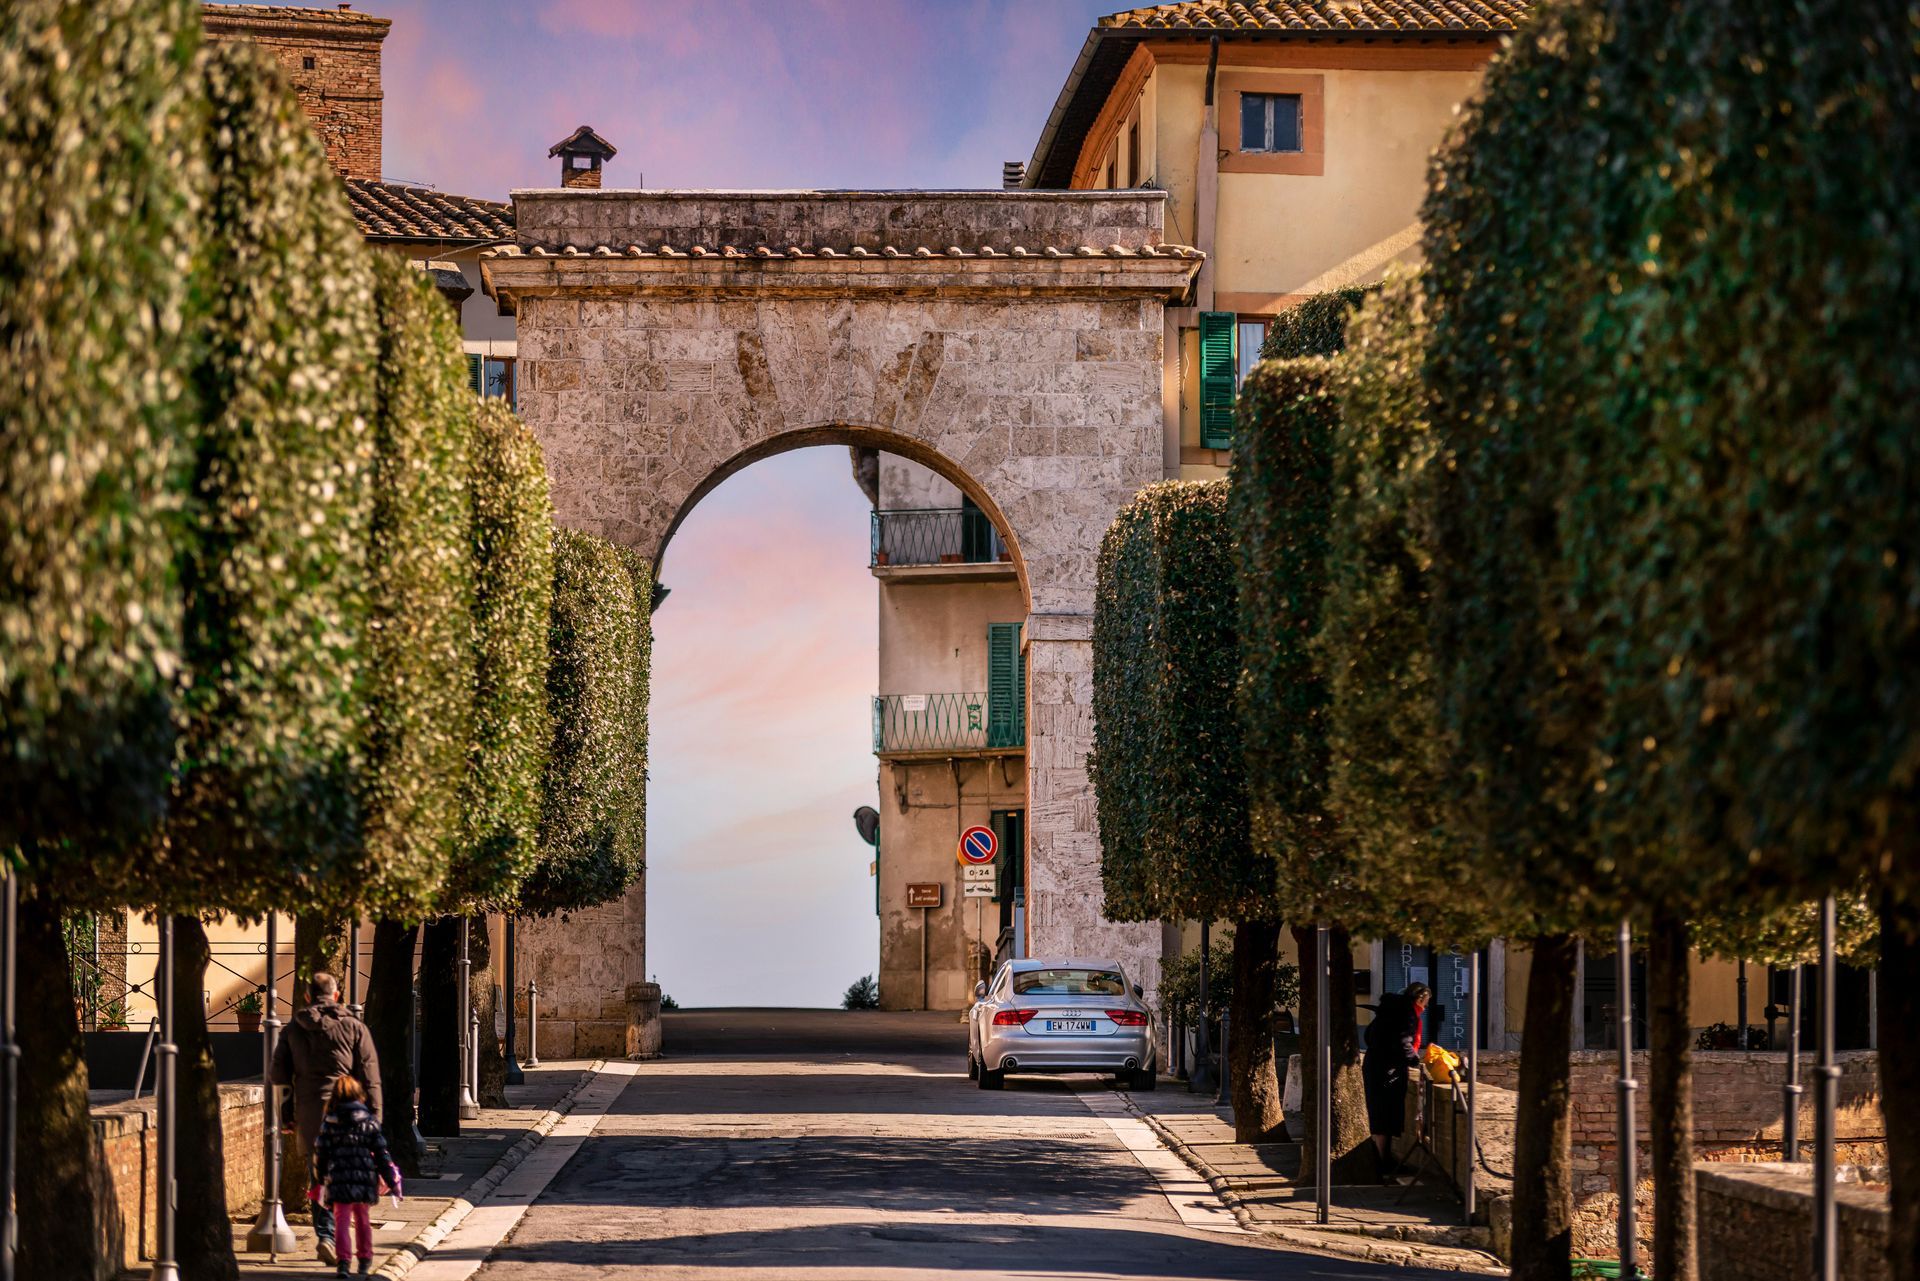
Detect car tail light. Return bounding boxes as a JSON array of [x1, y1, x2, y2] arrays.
[[992, 1008, 1038, 1026], [1106, 1009, 1148, 1026]]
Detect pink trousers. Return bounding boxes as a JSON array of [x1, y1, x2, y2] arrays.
[[333, 1202, 373, 1260]]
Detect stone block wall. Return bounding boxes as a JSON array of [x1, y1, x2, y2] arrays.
[[516, 879, 647, 1059], [200, 3, 389, 181], [1697, 1164, 1890, 1281], [91, 1082, 265, 1275]]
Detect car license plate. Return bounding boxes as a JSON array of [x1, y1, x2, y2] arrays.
[[1046, 1019, 1095, 1032]]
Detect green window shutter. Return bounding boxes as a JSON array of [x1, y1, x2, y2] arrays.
[[466, 353, 484, 396], [987, 622, 1024, 748], [1198, 311, 1238, 449]]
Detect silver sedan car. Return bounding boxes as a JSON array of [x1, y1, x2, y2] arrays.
[[966, 958, 1159, 1091]]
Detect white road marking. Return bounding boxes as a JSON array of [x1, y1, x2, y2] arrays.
[[1074, 1088, 1249, 1234], [406, 1061, 639, 1281]]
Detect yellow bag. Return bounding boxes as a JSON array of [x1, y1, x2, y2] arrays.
[[1422, 1042, 1461, 1083]]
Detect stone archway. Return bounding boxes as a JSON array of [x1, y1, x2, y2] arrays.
[[484, 190, 1199, 1039]]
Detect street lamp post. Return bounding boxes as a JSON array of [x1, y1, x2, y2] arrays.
[[245, 916, 296, 1255], [503, 916, 523, 1086], [1812, 897, 1839, 1281], [150, 916, 179, 1281], [458, 918, 479, 1120], [0, 866, 17, 1281], [1614, 919, 1639, 1279]]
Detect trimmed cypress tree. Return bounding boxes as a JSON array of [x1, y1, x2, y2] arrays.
[[1259, 286, 1372, 363], [1, 3, 202, 1272], [1229, 357, 1384, 1179], [519, 528, 650, 917], [1091, 480, 1285, 1139]]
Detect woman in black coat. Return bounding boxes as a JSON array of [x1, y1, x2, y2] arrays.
[[1362, 982, 1429, 1180]]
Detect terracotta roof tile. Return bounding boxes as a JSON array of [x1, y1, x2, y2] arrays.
[[345, 179, 513, 244], [482, 242, 1203, 261], [1100, 0, 1529, 33]]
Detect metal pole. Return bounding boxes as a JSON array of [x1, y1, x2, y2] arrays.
[[245, 917, 295, 1254], [0, 866, 17, 1281], [1784, 964, 1803, 1161], [1315, 924, 1330, 1225], [1465, 949, 1479, 1226], [1614, 919, 1639, 1278], [1215, 1010, 1231, 1107], [1812, 897, 1838, 1281], [1191, 921, 1214, 1093], [920, 907, 929, 1011], [457, 918, 478, 1120], [150, 916, 179, 1281], [525, 976, 540, 1069], [503, 916, 523, 1086], [346, 919, 362, 1019], [1736, 958, 1749, 1054], [469, 1008, 481, 1111]]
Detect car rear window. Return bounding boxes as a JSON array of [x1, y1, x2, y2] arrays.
[[1012, 968, 1125, 996]]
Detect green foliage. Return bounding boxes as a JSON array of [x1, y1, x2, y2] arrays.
[[154, 42, 379, 917], [1259, 287, 1372, 361], [1422, 0, 1920, 934], [1159, 929, 1300, 1027], [447, 402, 554, 912], [1318, 276, 1496, 947], [841, 975, 880, 1010], [519, 529, 649, 918], [1229, 359, 1377, 926], [1091, 481, 1266, 922], [0, 0, 201, 866], [353, 253, 477, 918]]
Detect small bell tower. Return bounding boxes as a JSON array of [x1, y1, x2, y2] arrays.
[[549, 125, 617, 189]]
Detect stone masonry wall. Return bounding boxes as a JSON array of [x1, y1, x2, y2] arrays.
[[485, 191, 1197, 1010], [201, 3, 389, 181], [91, 1082, 265, 1276]]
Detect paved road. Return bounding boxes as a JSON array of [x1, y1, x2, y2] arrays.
[[474, 1010, 1462, 1280]]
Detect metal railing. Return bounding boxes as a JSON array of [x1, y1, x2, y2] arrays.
[[870, 508, 1009, 568], [872, 692, 1023, 754]]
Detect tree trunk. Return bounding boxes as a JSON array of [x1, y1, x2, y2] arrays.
[[1881, 892, 1919, 1281], [1649, 913, 1696, 1281], [15, 889, 112, 1281], [171, 917, 238, 1281], [469, 914, 508, 1108], [365, 919, 422, 1176], [416, 916, 462, 1136], [1228, 917, 1289, 1142], [1291, 922, 1371, 1183], [289, 915, 345, 995], [1511, 933, 1577, 1281]]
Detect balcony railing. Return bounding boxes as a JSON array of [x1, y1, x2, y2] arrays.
[[870, 508, 1010, 568], [872, 692, 1024, 754]]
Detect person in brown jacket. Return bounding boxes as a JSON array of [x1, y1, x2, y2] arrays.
[[271, 971, 381, 1264]]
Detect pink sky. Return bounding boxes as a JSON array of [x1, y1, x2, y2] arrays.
[[369, 0, 1119, 1005]]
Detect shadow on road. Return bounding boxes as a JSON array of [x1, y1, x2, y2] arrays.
[[662, 1007, 965, 1058]]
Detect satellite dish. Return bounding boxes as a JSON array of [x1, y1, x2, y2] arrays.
[[853, 805, 880, 848]]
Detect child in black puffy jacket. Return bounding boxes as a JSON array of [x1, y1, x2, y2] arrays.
[[310, 1073, 402, 1275]]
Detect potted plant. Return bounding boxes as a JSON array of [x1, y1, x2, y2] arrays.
[[99, 999, 129, 1031], [236, 990, 263, 1033]]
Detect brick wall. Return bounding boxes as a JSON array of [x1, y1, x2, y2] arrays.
[[91, 1082, 266, 1275], [200, 4, 390, 181]]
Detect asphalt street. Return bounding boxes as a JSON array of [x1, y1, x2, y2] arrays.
[[471, 1009, 1464, 1280]]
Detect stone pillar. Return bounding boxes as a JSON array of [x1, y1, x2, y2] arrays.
[[625, 982, 662, 1060], [1023, 613, 1161, 995]]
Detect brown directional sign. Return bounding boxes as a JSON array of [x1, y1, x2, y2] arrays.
[[906, 883, 942, 908]]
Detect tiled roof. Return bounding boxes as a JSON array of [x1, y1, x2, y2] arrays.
[[481, 242, 1203, 261], [345, 179, 513, 244], [1100, 0, 1529, 33]]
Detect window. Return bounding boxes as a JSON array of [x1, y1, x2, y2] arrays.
[[986, 622, 1025, 749], [1013, 968, 1126, 997], [1126, 121, 1139, 187], [302, 55, 315, 71], [1236, 319, 1271, 386], [1239, 93, 1303, 154], [467, 354, 517, 408]]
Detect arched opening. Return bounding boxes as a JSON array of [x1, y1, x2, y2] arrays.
[[646, 428, 1030, 1014]]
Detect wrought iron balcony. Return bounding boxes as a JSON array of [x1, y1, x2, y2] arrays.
[[870, 508, 1010, 568], [872, 692, 1024, 755]]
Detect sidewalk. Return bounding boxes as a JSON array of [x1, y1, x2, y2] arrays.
[[227, 1061, 599, 1280], [1120, 1082, 1507, 1274]]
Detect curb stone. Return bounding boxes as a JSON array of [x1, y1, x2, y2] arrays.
[[1120, 1091, 1508, 1276], [372, 1060, 608, 1280]]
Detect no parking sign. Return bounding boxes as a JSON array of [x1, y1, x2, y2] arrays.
[[957, 825, 997, 866]]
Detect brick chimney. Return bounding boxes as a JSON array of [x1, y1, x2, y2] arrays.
[[549, 125, 617, 189]]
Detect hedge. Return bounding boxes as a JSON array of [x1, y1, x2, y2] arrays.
[[1259, 287, 1372, 362], [356, 252, 476, 918], [1091, 480, 1266, 923], [518, 528, 649, 917], [446, 401, 555, 912], [143, 41, 380, 916], [0, 0, 201, 869]]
